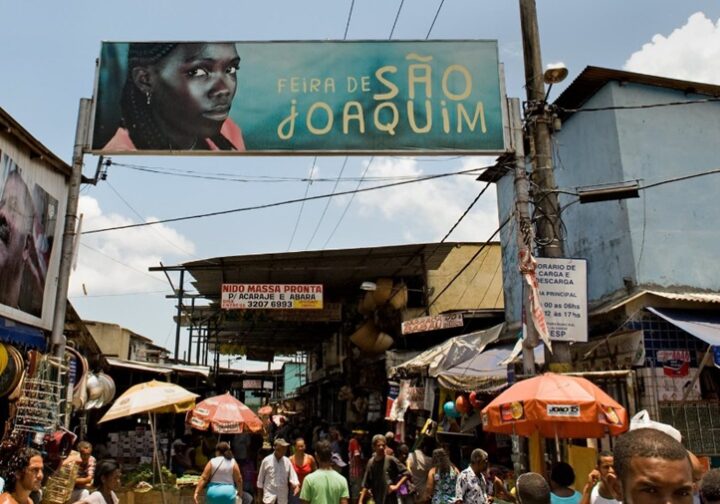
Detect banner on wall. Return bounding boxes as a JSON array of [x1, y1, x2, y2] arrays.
[[90, 40, 506, 155], [0, 142, 67, 331]]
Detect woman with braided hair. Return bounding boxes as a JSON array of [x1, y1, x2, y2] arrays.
[[103, 42, 245, 151]]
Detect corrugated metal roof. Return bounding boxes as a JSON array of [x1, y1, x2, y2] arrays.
[[0, 106, 72, 178], [591, 289, 720, 316], [184, 242, 474, 299], [555, 66, 720, 119]]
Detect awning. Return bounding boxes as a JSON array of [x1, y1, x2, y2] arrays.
[[390, 324, 503, 378], [438, 343, 545, 391], [106, 358, 172, 375], [0, 316, 46, 350], [106, 358, 211, 379], [647, 307, 720, 346]]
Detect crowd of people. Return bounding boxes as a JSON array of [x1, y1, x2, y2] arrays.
[[4, 423, 720, 504]]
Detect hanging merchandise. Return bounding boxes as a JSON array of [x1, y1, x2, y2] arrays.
[[11, 353, 67, 439], [42, 456, 79, 504], [0, 344, 24, 398]]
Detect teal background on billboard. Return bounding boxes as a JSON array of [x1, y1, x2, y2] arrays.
[[93, 41, 505, 153]]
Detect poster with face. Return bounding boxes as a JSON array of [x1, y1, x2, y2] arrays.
[[0, 152, 58, 318], [90, 41, 506, 155]]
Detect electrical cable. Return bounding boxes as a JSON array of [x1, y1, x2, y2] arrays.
[[83, 163, 490, 235], [558, 96, 720, 114], [319, 0, 407, 249], [287, 158, 317, 251], [79, 242, 168, 284], [70, 290, 168, 298], [105, 180, 198, 259], [321, 157, 375, 248], [425, 0, 446, 39], [305, 157, 350, 250], [439, 178, 494, 243], [343, 0, 356, 39], [110, 160, 466, 183], [389, 0, 405, 39], [426, 213, 513, 309]]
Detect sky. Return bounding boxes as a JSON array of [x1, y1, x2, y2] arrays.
[[1, 1, 719, 370]]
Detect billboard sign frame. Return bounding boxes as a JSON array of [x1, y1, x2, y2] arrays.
[[89, 40, 509, 156]]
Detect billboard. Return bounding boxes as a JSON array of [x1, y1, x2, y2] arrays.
[[0, 141, 67, 330], [91, 41, 506, 155]]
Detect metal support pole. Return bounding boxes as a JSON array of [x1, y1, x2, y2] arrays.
[[186, 297, 195, 364], [52, 98, 92, 357], [173, 270, 184, 360], [509, 98, 539, 377], [519, 0, 571, 366]]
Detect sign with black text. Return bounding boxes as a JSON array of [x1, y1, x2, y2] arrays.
[[221, 283, 323, 310], [536, 258, 588, 342]]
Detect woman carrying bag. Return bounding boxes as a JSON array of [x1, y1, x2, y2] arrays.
[[195, 442, 243, 504]]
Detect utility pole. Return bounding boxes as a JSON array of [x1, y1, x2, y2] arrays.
[[509, 97, 538, 377], [518, 0, 571, 366], [52, 98, 92, 358]]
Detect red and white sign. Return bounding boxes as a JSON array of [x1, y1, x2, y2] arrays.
[[221, 283, 323, 310], [656, 349, 691, 377], [401, 313, 464, 335]]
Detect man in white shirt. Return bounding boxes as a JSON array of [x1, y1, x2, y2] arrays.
[[580, 451, 619, 504], [258, 438, 299, 504]]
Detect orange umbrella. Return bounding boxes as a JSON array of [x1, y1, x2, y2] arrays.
[[481, 373, 628, 438], [187, 392, 263, 434]]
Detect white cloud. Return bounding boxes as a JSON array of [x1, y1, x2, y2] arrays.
[[353, 157, 500, 243], [69, 196, 196, 297], [624, 12, 720, 84]]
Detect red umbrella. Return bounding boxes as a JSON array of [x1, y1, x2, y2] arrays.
[[187, 393, 263, 434]]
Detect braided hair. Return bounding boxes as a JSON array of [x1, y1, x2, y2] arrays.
[[121, 43, 234, 150]]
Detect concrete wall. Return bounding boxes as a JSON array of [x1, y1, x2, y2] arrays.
[[425, 243, 504, 315], [498, 80, 720, 325], [85, 321, 131, 359]]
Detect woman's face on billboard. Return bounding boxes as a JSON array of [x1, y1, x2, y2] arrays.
[[141, 43, 240, 141]]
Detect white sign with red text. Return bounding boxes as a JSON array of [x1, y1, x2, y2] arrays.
[[221, 284, 323, 310]]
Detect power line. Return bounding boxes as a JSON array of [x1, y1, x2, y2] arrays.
[[70, 289, 168, 298], [343, 0, 356, 39], [558, 96, 720, 114], [109, 160, 469, 183], [426, 0, 446, 39], [105, 180, 198, 259], [79, 242, 168, 284], [305, 157, 350, 250], [320, 0, 406, 249], [389, 0, 405, 39], [287, 159, 316, 251], [83, 163, 490, 235], [321, 156, 375, 248], [439, 179, 494, 243], [426, 213, 512, 309]]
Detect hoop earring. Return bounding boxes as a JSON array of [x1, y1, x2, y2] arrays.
[[146, 92, 152, 106]]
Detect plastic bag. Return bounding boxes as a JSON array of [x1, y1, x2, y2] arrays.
[[629, 409, 682, 442]]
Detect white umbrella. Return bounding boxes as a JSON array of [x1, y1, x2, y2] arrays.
[[99, 380, 199, 504], [98, 380, 198, 423]]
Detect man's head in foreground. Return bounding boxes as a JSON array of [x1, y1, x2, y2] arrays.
[[612, 428, 693, 504]]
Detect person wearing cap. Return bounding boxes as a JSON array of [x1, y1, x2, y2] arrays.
[[454, 448, 489, 504], [300, 440, 349, 504], [258, 438, 300, 504]]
